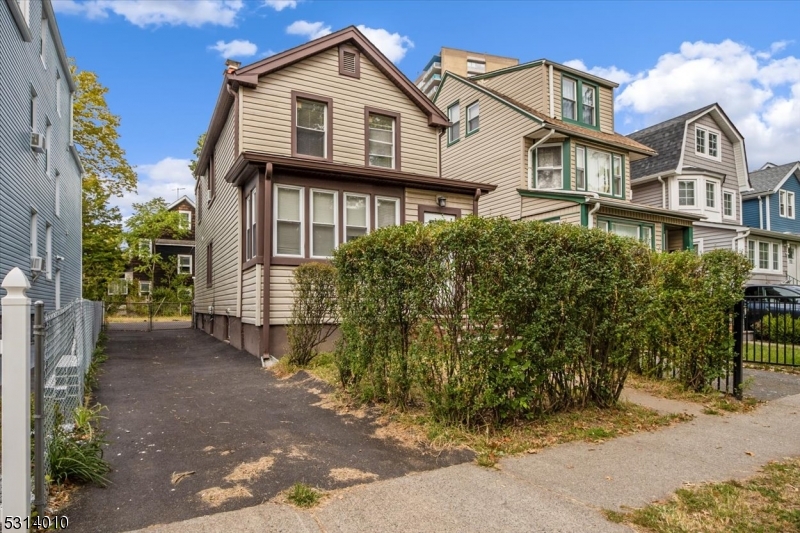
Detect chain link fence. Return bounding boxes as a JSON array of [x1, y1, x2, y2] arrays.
[[105, 301, 193, 331]]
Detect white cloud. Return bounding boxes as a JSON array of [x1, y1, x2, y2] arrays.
[[562, 59, 637, 85], [286, 20, 331, 40], [264, 0, 297, 11], [112, 158, 195, 217], [53, 0, 244, 27], [356, 25, 413, 63], [209, 39, 258, 58]]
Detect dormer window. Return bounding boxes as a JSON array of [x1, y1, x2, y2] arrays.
[[582, 85, 596, 126], [678, 180, 695, 206], [695, 125, 720, 160], [533, 144, 562, 189], [562, 78, 577, 120], [562, 76, 597, 128]]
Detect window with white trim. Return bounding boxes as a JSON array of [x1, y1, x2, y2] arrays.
[[45, 122, 51, 175], [311, 189, 337, 258], [695, 125, 720, 159], [275, 185, 303, 257], [706, 182, 716, 208], [55, 173, 60, 217], [598, 218, 655, 249], [577, 146, 620, 197], [56, 71, 61, 116], [244, 188, 257, 261], [177, 254, 192, 275], [367, 113, 395, 169], [749, 239, 781, 272], [723, 191, 734, 218], [576, 146, 585, 190], [447, 103, 460, 143], [296, 98, 327, 158], [139, 280, 151, 296], [612, 155, 623, 198], [178, 210, 192, 230], [30, 211, 38, 258], [39, 19, 47, 67], [30, 92, 37, 132], [582, 85, 596, 126], [678, 180, 695, 206], [345, 193, 369, 242], [780, 190, 795, 219], [375, 196, 400, 229], [534, 144, 562, 189], [466, 101, 479, 134]]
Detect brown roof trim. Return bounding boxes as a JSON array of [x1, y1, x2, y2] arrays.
[[195, 81, 235, 178], [225, 152, 496, 195]]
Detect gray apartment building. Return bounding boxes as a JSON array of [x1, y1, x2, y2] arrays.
[[1, 0, 83, 312]]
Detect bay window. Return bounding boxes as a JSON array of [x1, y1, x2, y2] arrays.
[[376, 196, 400, 228], [706, 182, 716, 208], [724, 192, 734, 217], [678, 180, 695, 206], [275, 185, 303, 257], [367, 112, 396, 169], [534, 144, 562, 189], [574, 145, 624, 198], [311, 190, 337, 258], [748, 239, 782, 272], [345, 193, 369, 242]]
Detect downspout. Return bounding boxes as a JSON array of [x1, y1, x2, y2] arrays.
[[732, 228, 750, 254], [548, 63, 555, 118], [473, 188, 481, 215], [587, 200, 601, 229], [766, 194, 771, 231], [527, 128, 556, 188], [261, 163, 276, 367], [657, 175, 666, 208], [758, 195, 763, 229]]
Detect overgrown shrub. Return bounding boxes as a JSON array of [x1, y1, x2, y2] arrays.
[[334, 217, 654, 425], [640, 250, 751, 392], [754, 314, 800, 344], [287, 262, 338, 366]]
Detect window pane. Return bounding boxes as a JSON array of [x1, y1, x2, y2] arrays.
[[587, 148, 611, 194], [562, 78, 575, 99], [708, 133, 718, 157], [642, 226, 653, 247], [706, 183, 715, 208], [582, 86, 595, 125], [377, 198, 398, 228], [696, 128, 705, 153], [297, 99, 325, 130], [576, 146, 585, 189], [610, 222, 639, 239], [759, 242, 769, 269], [467, 102, 479, 132], [562, 78, 576, 120], [277, 221, 301, 255], [369, 114, 393, 130], [562, 100, 575, 120], [748, 241, 755, 266], [448, 104, 460, 142], [724, 193, 733, 216], [612, 155, 622, 197], [277, 188, 301, 221], [369, 128, 394, 144], [679, 181, 695, 206], [297, 129, 325, 157], [424, 212, 457, 223], [346, 195, 367, 227], [346, 227, 367, 241], [538, 146, 561, 168], [369, 140, 394, 156], [313, 191, 335, 224], [773, 243, 779, 270], [313, 225, 335, 257], [537, 170, 561, 189]]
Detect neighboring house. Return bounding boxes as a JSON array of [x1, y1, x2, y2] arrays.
[[433, 60, 700, 250], [414, 47, 518, 99], [1, 0, 83, 315], [742, 162, 800, 284], [119, 195, 196, 298], [193, 26, 495, 361], [627, 104, 751, 255]]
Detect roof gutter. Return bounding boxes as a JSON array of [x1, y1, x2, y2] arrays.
[[42, 0, 76, 92], [527, 128, 556, 187]]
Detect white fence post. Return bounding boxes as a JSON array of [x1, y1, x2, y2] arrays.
[[1, 268, 32, 527]]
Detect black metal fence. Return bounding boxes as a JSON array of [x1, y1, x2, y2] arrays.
[[742, 295, 800, 368], [105, 301, 194, 331]]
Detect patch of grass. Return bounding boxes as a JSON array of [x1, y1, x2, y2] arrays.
[[271, 352, 339, 388], [745, 342, 800, 367], [284, 482, 322, 508], [607, 457, 800, 532], [48, 405, 110, 487], [627, 373, 760, 413]]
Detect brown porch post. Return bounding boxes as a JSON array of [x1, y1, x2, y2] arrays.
[[261, 163, 273, 363]]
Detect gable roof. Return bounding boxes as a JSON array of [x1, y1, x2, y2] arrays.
[[168, 195, 196, 210], [627, 104, 716, 180], [437, 73, 654, 156], [469, 58, 619, 88], [195, 26, 449, 177], [746, 161, 800, 195]]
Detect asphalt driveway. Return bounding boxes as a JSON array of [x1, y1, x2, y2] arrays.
[[65, 329, 472, 533]]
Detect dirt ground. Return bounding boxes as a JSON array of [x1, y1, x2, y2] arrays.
[[64, 329, 472, 533]]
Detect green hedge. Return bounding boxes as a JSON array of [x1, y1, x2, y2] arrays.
[[754, 314, 800, 344], [333, 217, 655, 426]]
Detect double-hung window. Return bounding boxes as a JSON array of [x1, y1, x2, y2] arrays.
[[575, 145, 624, 198], [780, 190, 795, 219], [576, 146, 585, 190], [723, 192, 734, 218], [311, 190, 337, 258], [466, 102, 479, 134], [447, 103, 460, 144], [178, 254, 192, 275], [749, 240, 782, 271], [179, 210, 191, 230], [275, 185, 303, 257], [582, 85, 596, 126], [376, 196, 400, 228], [678, 180, 695, 206], [244, 188, 258, 261], [587, 148, 611, 195], [345, 193, 369, 242], [562, 78, 577, 121], [562, 76, 597, 127], [706, 182, 716, 208], [612, 155, 622, 197], [534, 144, 562, 189], [295, 97, 328, 158], [45, 123, 51, 176], [695, 126, 720, 160], [367, 112, 396, 169], [139, 281, 151, 296], [30, 211, 38, 259]]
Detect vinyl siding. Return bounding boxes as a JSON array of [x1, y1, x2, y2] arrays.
[[270, 265, 295, 325], [404, 188, 473, 221], [519, 198, 579, 220], [554, 68, 614, 134], [437, 77, 534, 219], [682, 114, 738, 178], [693, 225, 737, 252], [632, 180, 664, 208], [194, 106, 240, 313], [742, 197, 763, 228], [241, 265, 259, 324], [0, 2, 82, 315], [767, 174, 800, 233], [478, 65, 547, 115], [241, 47, 439, 176]]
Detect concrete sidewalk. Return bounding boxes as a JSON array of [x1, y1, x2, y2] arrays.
[[129, 392, 800, 533]]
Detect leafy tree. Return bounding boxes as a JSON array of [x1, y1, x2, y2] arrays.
[[71, 62, 137, 298], [188, 133, 206, 174], [125, 198, 189, 292]]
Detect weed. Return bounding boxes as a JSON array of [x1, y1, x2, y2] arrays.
[[48, 405, 110, 487], [285, 482, 322, 508], [476, 453, 497, 468]]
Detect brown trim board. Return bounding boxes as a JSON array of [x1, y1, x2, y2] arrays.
[[338, 44, 360, 79], [262, 163, 273, 359]]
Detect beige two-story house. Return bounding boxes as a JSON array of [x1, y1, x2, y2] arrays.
[[193, 26, 495, 361], [433, 60, 700, 250]]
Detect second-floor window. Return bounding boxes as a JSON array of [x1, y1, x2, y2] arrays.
[[780, 190, 795, 219], [534, 144, 562, 189], [466, 102, 479, 134], [562, 78, 577, 121], [575, 146, 624, 198], [678, 180, 695, 206], [447, 102, 460, 144], [178, 211, 191, 229], [706, 182, 716, 209], [367, 112, 396, 169], [295, 97, 328, 158], [723, 191, 734, 218], [582, 85, 596, 126], [562, 77, 597, 127], [695, 126, 720, 160]]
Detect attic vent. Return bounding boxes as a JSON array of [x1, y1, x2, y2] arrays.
[[339, 46, 360, 78]]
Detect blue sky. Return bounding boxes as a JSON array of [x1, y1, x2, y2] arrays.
[[53, 0, 800, 214]]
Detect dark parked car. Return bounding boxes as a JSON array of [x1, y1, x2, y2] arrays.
[[744, 284, 800, 329]]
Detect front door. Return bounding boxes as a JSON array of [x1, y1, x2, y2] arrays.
[[423, 212, 457, 224], [789, 245, 800, 283]]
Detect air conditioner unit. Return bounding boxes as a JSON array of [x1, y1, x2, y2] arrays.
[[30, 256, 44, 272], [31, 132, 45, 153]]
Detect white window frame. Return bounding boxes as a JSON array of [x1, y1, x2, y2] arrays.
[[19, 0, 30, 26], [466, 101, 479, 134], [344, 192, 370, 243], [45, 224, 52, 279], [310, 189, 338, 259], [30, 92, 37, 132], [780, 190, 795, 219], [576, 146, 585, 190], [375, 196, 400, 228], [705, 181, 717, 209], [295, 98, 328, 158], [678, 179, 696, 207], [723, 191, 734, 218], [750, 239, 782, 273], [581, 84, 596, 126], [780, 190, 787, 217], [695, 125, 721, 161], [178, 210, 192, 229], [447, 103, 460, 144], [177, 254, 192, 275], [55, 173, 60, 217], [30, 211, 38, 258], [533, 143, 563, 190], [244, 189, 257, 261], [56, 71, 61, 117], [139, 280, 151, 296], [693, 238, 704, 255], [39, 18, 47, 68], [45, 122, 52, 176], [273, 184, 305, 258], [612, 154, 623, 199], [789, 192, 796, 219]]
